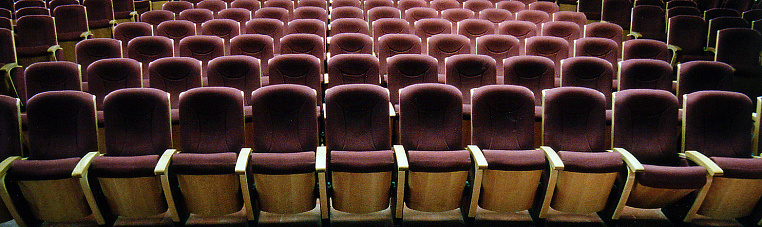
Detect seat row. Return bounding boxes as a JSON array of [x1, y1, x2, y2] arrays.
[[0, 83, 760, 226]]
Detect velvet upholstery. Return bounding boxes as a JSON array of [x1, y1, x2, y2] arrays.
[[230, 34, 274, 75], [630, 5, 666, 41], [244, 18, 284, 53], [676, 61, 734, 102], [15, 15, 59, 60], [148, 57, 203, 109], [515, 9, 550, 26], [573, 37, 619, 72], [471, 85, 535, 150], [427, 34, 470, 74], [200, 19, 241, 54], [496, 0, 525, 13], [0, 95, 21, 160], [206, 55, 260, 105], [542, 87, 606, 151], [330, 18, 370, 37], [161, 1, 193, 15], [464, 0, 494, 14], [617, 59, 673, 91], [197, 0, 228, 14], [327, 54, 380, 88], [476, 34, 520, 77], [82, 0, 115, 30], [231, 0, 260, 11], [445, 54, 496, 106], [179, 8, 215, 27], [541, 21, 581, 47], [503, 56, 555, 105], [457, 19, 495, 52], [216, 8, 251, 25], [377, 34, 422, 75], [479, 8, 513, 23], [585, 23, 624, 56], [330, 6, 363, 21], [253, 7, 290, 24], [400, 83, 463, 151], [286, 19, 326, 40], [707, 16, 748, 48], [528, 1, 558, 14], [668, 15, 712, 63], [552, 11, 586, 29], [621, 39, 671, 62], [405, 7, 438, 26], [293, 6, 327, 22], [329, 33, 373, 55], [525, 36, 568, 76], [368, 6, 401, 23], [413, 18, 452, 53], [24, 61, 82, 102], [52, 5, 90, 42], [140, 10, 175, 29], [267, 54, 322, 98], [113, 22, 154, 52], [126, 36, 174, 80], [431, 0, 461, 11], [496, 20, 538, 47], [87, 58, 143, 109], [76, 38, 124, 80], [683, 91, 752, 158], [386, 54, 439, 105]]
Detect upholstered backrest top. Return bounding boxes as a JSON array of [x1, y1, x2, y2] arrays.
[[683, 91, 752, 158], [325, 84, 391, 151], [251, 84, 318, 153], [104, 88, 171, 156], [27, 90, 97, 160], [399, 83, 463, 151], [613, 89, 680, 165], [542, 87, 606, 152], [471, 85, 535, 150], [179, 87, 245, 154]]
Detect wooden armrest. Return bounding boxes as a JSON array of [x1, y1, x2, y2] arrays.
[[129, 11, 138, 16], [316, 146, 327, 172], [388, 102, 396, 117], [393, 145, 409, 171], [154, 149, 177, 175], [754, 97, 761, 155], [540, 146, 564, 171], [466, 145, 487, 170], [80, 31, 93, 39], [109, 20, 117, 25], [235, 148, 251, 174], [613, 148, 644, 173], [47, 45, 62, 53], [684, 151, 723, 176], [0, 156, 20, 177], [627, 31, 642, 39], [667, 44, 681, 65], [0, 63, 20, 73], [323, 73, 329, 85], [0, 156, 23, 226], [705, 47, 716, 55], [72, 151, 100, 178]]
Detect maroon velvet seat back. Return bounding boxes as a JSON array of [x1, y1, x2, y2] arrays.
[[476, 34, 520, 76], [250, 84, 317, 153], [413, 18, 452, 53], [112, 0, 136, 20], [140, 10, 175, 29], [324, 84, 391, 151], [613, 89, 680, 165], [405, 7, 438, 26], [216, 8, 251, 25], [542, 87, 606, 151], [330, 6, 363, 21], [268, 54, 322, 98], [386, 54, 438, 105], [76, 38, 124, 79], [601, 0, 632, 29], [178, 35, 224, 70], [503, 55, 555, 105], [244, 18, 284, 53], [178, 8, 215, 27], [431, 0, 461, 11], [584, 22, 624, 56], [83, 0, 115, 28], [704, 8, 740, 21], [457, 19, 496, 51], [231, 0, 261, 11], [471, 85, 535, 150], [26, 90, 97, 160], [103, 88, 171, 156], [87, 58, 143, 109], [206, 55, 260, 105], [297, 0, 327, 10], [148, 57, 203, 108], [330, 18, 370, 36], [127, 36, 174, 79], [253, 7, 290, 24], [15, 15, 58, 59], [52, 5, 89, 42], [329, 33, 373, 56], [621, 39, 671, 62], [286, 19, 326, 40], [179, 87, 244, 154], [479, 8, 513, 23], [332, 0, 361, 8], [398, 0, 428, 12], [363, 0, 394, 11], [197, 0, 228, 14], [263, 0, 293, 12], [541, 21, 581, 48], [525, 36, 568, 75], [630, 5, 666, 41], [578, 0, 602, 20], [560, 56, 613, 107], [156, 20, 197, 56], [516, 9, 550, 26], [293, 6, 327, 22], [497, 20, 538, 46], [684, 91, 752, 158], [200, 19, 240, 54], [464, 0, 495, 14], [162, 1, 193, 15], [618, 59, 673, 91], [400, 83, 463, 151], [327, 54, 380, 88], [445, 54, 496, 105], [573, 37, 619, 72], [707, 17, 749, 48], [376, 34, 422, 75], [427, 34, 471, 74], [280, 33, 325, 69], [24, 61, 82, 102], [113, 22, 154, 52], [229, 34, 273, 75], [552, 11, 586, 29], [668, 15, 707, 58], [715, 28, 762, 66], [528, 1, 557, 14], [441, 8, 475, 27], [496, 0, 525, 13], [677, 61, 734, 101], [367, 6, 401, 23], [372, 18, 412, 45], [14, 7, 49, 19], [0, 95, 21, 159], [13, 0, 44, 11], [667, 6, 701, 18]]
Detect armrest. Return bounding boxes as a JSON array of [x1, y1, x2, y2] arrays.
[[684, 151, 723, 176], [316, 146, 327, 172], [323, 73, 329, 85], [466, 145, 487, 170], [627, 31, 642, 39], [612, 148, 644, 173], [705, 47, 716, 55], [235, 148, 251, 174], [667, 44, 682, 66], [322, 103, 327, 119], [47, 44, 62, 54], [388, 102, 396, 117], [540, 146, 564, 171], [393, 145, 409, 171], [0, 156, 20, 177], [72, 151, 100, 178], [0, 63, 20, 73], [129, 11, 138, 17], [0, 156, 22, 226], [80, 31, 94, 39], [154, 149, 177, 175], [109, 20, 118, 25]]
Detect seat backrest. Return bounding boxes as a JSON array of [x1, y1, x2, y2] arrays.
[[206, 55, 260, 105], [14, 6, 48, 19], [179, 87, 244, 153], [630, 5, 666, 41], [427, 34, 471, 74], [197, 0, 228, 14], [156, 20, 197, 56], [573, 37, 619, 72], [621, 39, 670, 62], [200, 18, 240, 54], [405, 7, 439, 26], [179, 8, 215, 27], [216, 8, 251, 24], [15, 15, 57, 49], [367, 6, 401, 22], [584, 22, 623, 57], [413, 18, 452, 53], [140, 10, 175, 29], [578, 0, 602, 20], [229, 34, 273, 74], [441, 8, 475, 26], [112, 0, 136, 18], [503, 55, 555, 105], [324, 84, 391, 151], [457, 18, 496, 52], [560, 56, 613, 107], [162, 1, 193, 15], [87, 58, 143, 108], [372, 18, 412, 45], [601, 0, 632, 29], [330, 6, 363, 21], [634, 0, 664, 8], [363, 0, 394, 11], [52, 5, 89, 42], [524, 35, 568, 75], [705, 8, 741, 21], [0, 28, 15, 65], [464, 0, 495, 13], [76, 38, 123, 79], [479, 8, 513, 23], [332, 0, 361, 8], [377, 34, 423, 75], [13, 0, 44, 11], [496, 0, 525, 13], [293, 6, 327, 22], [471, 85, 535, 150], [707, 16, 749, 48], [613, 89, 681, 165], [83, 0, 115, 23], [329, 33, 373, 56], [113, 22, 155, 51], [251, 84, 318, 153], [528, 1, 558, 14], [742, 9, 762, 22], [267, 54, 322, 98], [103, 88, 171, 156], [253, 7, 290, 24], [516, 9, 550, 26], [148, 57, 203, 108], [667, 15, 706, 55], [286, 18, 326, 40], [24, 61, 82, 102], [0, 95, 20, 159], [553, 11, 586, 29], [231, 0, 260, 10], [617, 59, 673, 91], [541, 21, 581, 47], [676, 60, 734, 102], [263, 0, 293, 12], [398, 0, 428, 11], [683, 90, 752, 158], [497, 20, 538, 47], [178, 35, 224, 70], [444, 54, 496, 104], [431, 0, 461, 11], [279, 33, 325, 64], [386, 54, 438, 105], [476, 34, 520, 75], [26, 90, 97, 160], [297, 0, 327, 9], [668, 0, 698, 8], [244, 18, 284, 53], [542, 86, 607, 151], [330, 18, 370, 36], [667, 6, 701, 18], [399, 83, 463, 151], [715, 28, 762, 66], [327, 54, 380, 88]]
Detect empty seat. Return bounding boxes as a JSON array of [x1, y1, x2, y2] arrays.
[[742, 9, 762, 22], [267, 54, 323, 98], [13, 0, 44, 11], [372, 18, 412, 48], [178, 35, 224, 75], [330, 18, 370, 38], [541, 21, 581, 50], [293, 6, 327, 22], [140, 10, 175, 29], [330, 6, 363, 20], [404, 7, 439, 26], [427, 34, 471, 74], [113, 22, 154, 52], [52, 5, 93, 63], [476, 34, 520, 77], [83, 0, 117, 38], [444, 54, 497, 115], [0, 29, 22, 99], [707, 17, 750, 49], [363, 0, 394, 11], [617, 59, 673, 91], [148, 57, 202, 109], [206, 55, 261, 106], [179, 8, 215, 27], [457, 19, 496, 52], [86, 58, 143, 110], [367, 6, 401, 22], [496, 0, 526, 13], [197, 0, 228, 14], [24, 61, 83, 102], [286, 19, 326, 40], [431, 0, 461, 11], [156, 20, 197, 56], [75, 38, 123, 83], [230, 34, 273, 75], [414, 18, 453, 53], [329, 33, 373, 56], [14, 6, 49, 19], [621, 39, 671, 62], [386, 54, 438, 109], [112, 0, 138, 23], [161, 1, 193, 15], [442, 8, 475, 28], [573, 37, 620, 73], [629, 5, 666, 41], [244, 18, 284, 54], [516, 9, 550, 26], [263, 0, 294, 12], [216, 8, 251, 25], [398, 0, 428, 11], [464, 0, 495, 14], [331, 0, 361, 8], [704, 8, 740, 21], [280, 34, 326, 72], [667, 6, 701, 18], [497, 20, 538, 51], [231, 0, 260, 10], [578, 0, 602, 20], [676, 61, 734, 103], [524, 36, 568, 77], [15, 15, 63, 67], [601, 0, 633, 29], [667, 15, 712, 65], [479, 8, 513, 23], [559, 57, 613, 109], [377, 34, 422, 76], [297, 0, 327, 9], [552, 11, 587, 29], [327, 54, 381, 88], [200, 19, 240, 55], [528, 1, 558, 14], [583, 22, 623, 58], [503, 55, 555, 110]]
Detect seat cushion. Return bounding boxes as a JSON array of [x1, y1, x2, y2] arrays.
[[710, 157, 762, 179], [90, 155, 160, 178], [636, 164, 707, 189], [408, 150, 471, 172], [331, 150, 395, 173], [483, 149, 546, 171], [9, 157, 81, 181], [250, 151, 316, 175], [557, 151, 623, 173], [172, 152, 238, 175]]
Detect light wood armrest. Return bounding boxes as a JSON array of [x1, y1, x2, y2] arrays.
[[466, 145, 487, 170], [109, 20, 118, 25], [0, 63, 20, 73], [129, 11, 138, 17], [393, 145, 409, 171], [705, 47, 716, 55], [0, 156, 20, 178], [72, 151, 100, 178], [388, 102, 396, 117], [540, 146, 563, 170], [627, 31, 642, 39], [754, 97, 761, 155], [47, 45, 62, 58], [316, 146, 327, 172], [612, 148, 644, 173], [0, 156, 22, 226], [667, 44, 681, 65], [235, 148, 251, 174], [684, 151, 723, 176], [80, 31, 93, 39], [154, 149, 177, 175]]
